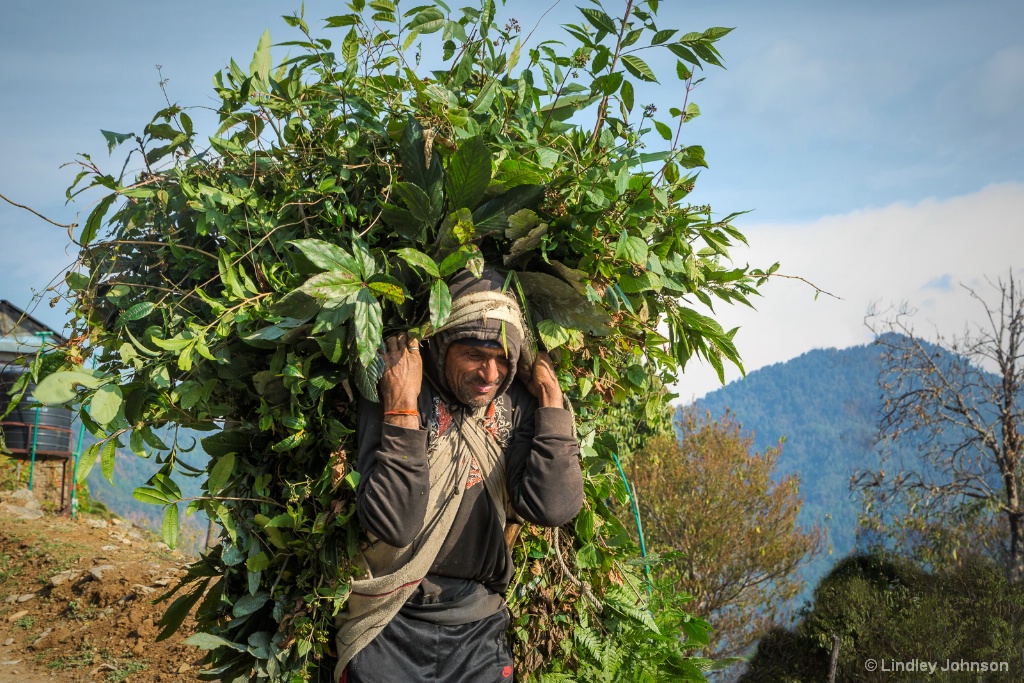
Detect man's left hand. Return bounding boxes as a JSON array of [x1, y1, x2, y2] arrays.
[[521, 351, 563, 408]]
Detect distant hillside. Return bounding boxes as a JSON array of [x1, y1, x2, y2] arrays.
[[84, 427, 211, 554], [693, 342, 890, 599]]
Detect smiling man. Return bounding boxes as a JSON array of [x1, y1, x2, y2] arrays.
[[334, 269, 584, 683]]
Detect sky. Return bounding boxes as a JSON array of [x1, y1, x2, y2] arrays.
[[0, 0, 1021, 399]]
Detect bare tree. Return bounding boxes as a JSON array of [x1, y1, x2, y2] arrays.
[[857, 273, 1024, 581]]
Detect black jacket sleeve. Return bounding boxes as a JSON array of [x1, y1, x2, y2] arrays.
[[354, 397, 430, 548], [506, 389, 584, 528]]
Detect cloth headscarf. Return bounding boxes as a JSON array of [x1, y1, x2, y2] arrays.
[[425, 268, 533, 400]]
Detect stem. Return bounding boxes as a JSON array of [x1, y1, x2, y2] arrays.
[[0, 192, 77, 229], [587, 0, 636, 149]]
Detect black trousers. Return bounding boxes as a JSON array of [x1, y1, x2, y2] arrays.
[[344, 608, 514, 683]]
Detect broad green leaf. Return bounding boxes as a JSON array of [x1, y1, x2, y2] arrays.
[[156, 580, 209, 641], [133, 486, 171, 505], [289, 239, 360, 274], [90, 383, 122, 426], [208, 453, 236, 493], [615, 233, 649, 266], [354, 354, 384, 402], [579, 7, 616, 34], [116, 301, 155, 327], [250, 29, 272, 81], [407, 7, 444, 33], [80, 193, 116, 244], [473, 185, 544, 235], [183, 633, 247, 652], [75, 442, 101, 484], [445, 136, 491, 211], [620, 79, 635, 112], [300, 271, 362, 302], [393, 248, 440, 278], [163, 503, 179, 550], [394, 182, 433, 221], [654, 120, 673, 141], [100, 440, 118, 483], [233, 592, 270, 618], [354, 289, 383, 366], [429, 279, 452, 328], [439, 246, 483, 278], [34, 370, 105, 404], [621, 55, 657, 82], [537, 319, 572, 351], [246, 552, 271, 572]]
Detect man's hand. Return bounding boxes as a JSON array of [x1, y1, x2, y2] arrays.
[[380, 332, 422, 428], [520, 351, 563, 408]]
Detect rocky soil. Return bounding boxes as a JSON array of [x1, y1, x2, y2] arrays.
[[0, 489, 204, 682]]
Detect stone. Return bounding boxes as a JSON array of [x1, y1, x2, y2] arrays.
[[89, 565, 117, 581], [131, 584, 157, 595], [1, 638, 13, 646], [177, 663, 191, 674], [49, 570, 82, 587], [16, 593, 36, 603], [85, 519, 107, 528], [0, 503, 42, 521], [4, 489, 39, 509], [152, 578, 174, 587], [5, 610, 28, 623], [29, 628, 52, 649]]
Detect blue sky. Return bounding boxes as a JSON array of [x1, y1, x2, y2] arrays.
[[1, 0, 1022, 397]]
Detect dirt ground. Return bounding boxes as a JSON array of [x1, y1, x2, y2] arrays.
[[0, 504, 205, 682]]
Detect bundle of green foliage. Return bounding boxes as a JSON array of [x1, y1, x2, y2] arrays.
[[740, 553, 1024, 683], [31, 0, 773, 680]]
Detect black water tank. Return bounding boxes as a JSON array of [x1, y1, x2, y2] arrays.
[[0, 365, 73, 458]]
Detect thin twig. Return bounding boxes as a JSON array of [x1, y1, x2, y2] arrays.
[[766, 273, 842, 300], [0, 192, 78, 229]]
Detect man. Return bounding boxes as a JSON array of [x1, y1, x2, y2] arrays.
[[334, 269, 584, 682]]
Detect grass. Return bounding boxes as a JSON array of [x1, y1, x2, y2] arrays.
[[15, 614, 35, 629], [46, 644, 96, 671]]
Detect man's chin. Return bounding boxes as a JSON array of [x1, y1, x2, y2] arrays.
[[455, 388, 498, 408]]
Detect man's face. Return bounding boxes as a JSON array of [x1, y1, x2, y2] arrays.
[[445, 342, 511, 408]]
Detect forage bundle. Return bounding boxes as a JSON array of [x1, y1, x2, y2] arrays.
[[38, 1, 772, 680]]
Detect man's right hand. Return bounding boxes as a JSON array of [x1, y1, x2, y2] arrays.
[[380, 332, 422, 428]]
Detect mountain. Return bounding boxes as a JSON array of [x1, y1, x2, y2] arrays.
[[83, 427, 212, 554], [693, 342, 890, 599]]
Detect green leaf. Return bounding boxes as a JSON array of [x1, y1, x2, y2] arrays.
[[579, 7, 616, 34], [300, 271, 362, 303], [163, 503, 179, 550], [156, 580, 209, 641], [615, 233, 649, 266], [620, 79, 634, 112], [621, 55, 657, 82], [208, 453, 235, 493], [289, 238, 360, 274], [246, 552, 271, 573], [354, 354, 384, 402], [101, 130, 134, 154], [75, 442, 101, 484], [133, 486, 171, 505], [233, 592, 270, 618], [183, 633, 247, 652], [80, 193, 116, 244], [473, 185, 544, 235], [394, 248, 440, 278], [250, 29, 272, 81], [445, 136, 491, 211], [654, 120, 673, 141], [537, 320, 572, 351], [399, 115, 443, 198], [394, 182, 433, 221], [99, 439, 117, 484], [407, 7, 444, 33], [116, 302, 155, 327], [33, 370, 105, 404], [429, 280, 452, 328], [90, 384, 123, 425], [354, 289, 383, 366]]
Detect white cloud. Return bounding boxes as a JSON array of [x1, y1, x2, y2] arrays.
[[676, 182, 1024, 401]]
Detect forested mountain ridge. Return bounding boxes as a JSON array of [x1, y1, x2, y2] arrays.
[[692, 342, 890, 596]]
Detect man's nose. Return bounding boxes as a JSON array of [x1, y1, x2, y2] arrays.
[[479, 359, 501, 384]]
